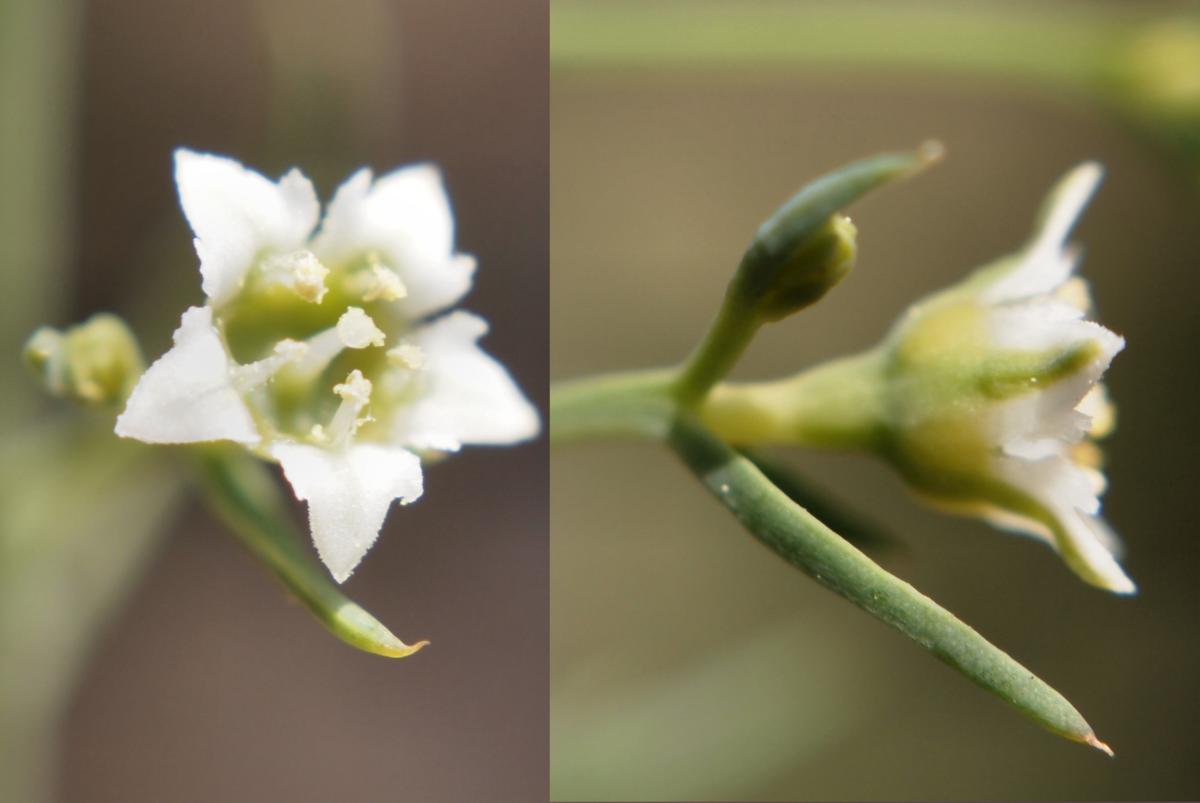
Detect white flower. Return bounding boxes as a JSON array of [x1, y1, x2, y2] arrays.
[[116, 150, 539, 582], [880, 163, 1132, 593]]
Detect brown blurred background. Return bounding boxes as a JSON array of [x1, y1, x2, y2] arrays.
[[3, 0, 546, 801], [551, 2, 1200, 800]]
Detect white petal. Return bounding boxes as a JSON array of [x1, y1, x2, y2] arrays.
[[390, 311, 540, 451], [1059, 512, 1136, 594], [984, 163, 1102, 302], [272, 442, 423, 583], [993, 454, 1134, 593], [115, 307, 259, 444], [313, 164, 473, 318], [1029, 163, 1103, 257], [175, 149, 320, 305]]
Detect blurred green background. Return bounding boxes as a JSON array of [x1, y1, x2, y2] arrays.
[[2, 0, 546, 801], [551, 1, 1200, 799]]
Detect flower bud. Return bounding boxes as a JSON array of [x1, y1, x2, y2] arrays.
[[739, 214, 858, 322], [730, 143, 939, 322], [24, 313, 144, 408]]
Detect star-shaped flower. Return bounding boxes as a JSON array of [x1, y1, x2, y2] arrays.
[[116, 150, 539, 582]]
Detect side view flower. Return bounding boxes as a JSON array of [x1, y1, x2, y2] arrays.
[[115, 150, 539, 582], [700, 163, 1131, 593], [878, 163, 1130, 593]]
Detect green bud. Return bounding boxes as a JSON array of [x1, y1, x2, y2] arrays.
[[730, 142, 941, 322], [24, 313, 145, 407], [742, 213, 857, 322]]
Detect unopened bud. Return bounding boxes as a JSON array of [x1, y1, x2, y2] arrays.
[[730, 144, 939, 322], [24, 313, 145, 407], [741, 214, 858, 322]]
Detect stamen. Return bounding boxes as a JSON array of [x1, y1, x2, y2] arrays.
[[291, 308, 386, 379], [327, 369, 373, 445], [262, 250, 330, 303], [387, 342, 425, 371], [233, 339, 308, 391], [337, 307, 386, 349]]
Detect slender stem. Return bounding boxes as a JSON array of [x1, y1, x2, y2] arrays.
[[550, 368, 677, 444], [0, 0, 80, 425], [672, 298, 761, 408], [551, 2, 1133, 93]]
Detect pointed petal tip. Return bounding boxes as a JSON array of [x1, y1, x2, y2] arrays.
[[1096, 559, 1137, 596], [1109, 577, 1138, 596], [1085, 732, 1115, 757]]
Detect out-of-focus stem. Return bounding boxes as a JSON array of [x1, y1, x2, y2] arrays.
[[551, 1, 1128, 90], [0, 0, 80, 423]]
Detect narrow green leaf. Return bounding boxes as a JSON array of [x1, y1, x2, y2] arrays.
[[667, 414, 1112, 754], [196, 447, 427, 659]]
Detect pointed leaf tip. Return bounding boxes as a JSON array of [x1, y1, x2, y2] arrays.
[[1085, 732, 1115, 757]]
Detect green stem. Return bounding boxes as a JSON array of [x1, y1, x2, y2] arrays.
[[666, 414, 1112, 754], [0, 0, 80, 422], [672, 300, 761, 408], [550, 1, 1133, 92], [550, 368, 677, 443]]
